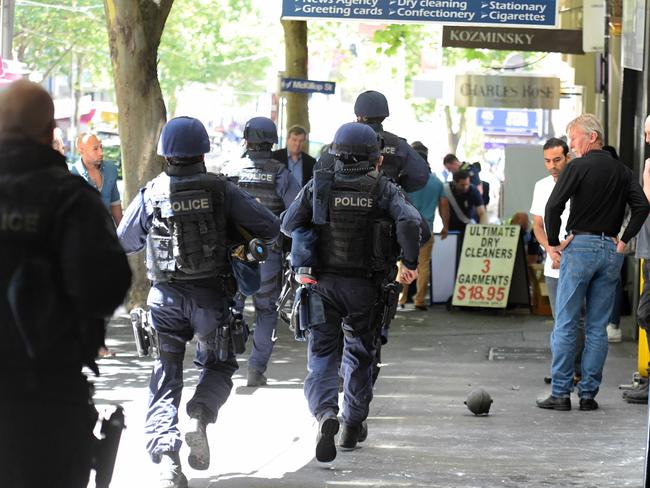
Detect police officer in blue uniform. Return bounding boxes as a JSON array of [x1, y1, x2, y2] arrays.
[[233, 117, 300, 387], [0, 80, 132, 488], [281, 122, 424, 462], [317, 90, 430, 193], [117, 117, 279, 488]]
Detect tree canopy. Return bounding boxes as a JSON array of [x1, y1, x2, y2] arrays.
[[14, 0, 271, 109], [158, 0, 270, 110], [15, 0, 111, 86]]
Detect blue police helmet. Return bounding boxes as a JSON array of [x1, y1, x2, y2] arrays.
[[243, 117, 278, 144], [157, 116, 210, 158], [328, 122, 381, 160], [354, 90, 390, 118]]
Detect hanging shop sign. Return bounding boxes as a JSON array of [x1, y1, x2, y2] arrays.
[[282, 0, 558, 28], [442, 26, 583, 54], [454, 74, 561, 110]]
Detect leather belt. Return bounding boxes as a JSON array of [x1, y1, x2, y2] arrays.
[[571, 230, 617, 238]]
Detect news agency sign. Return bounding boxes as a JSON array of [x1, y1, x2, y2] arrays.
[[281, 78, 336, 95], [282, 0, 558, 28]]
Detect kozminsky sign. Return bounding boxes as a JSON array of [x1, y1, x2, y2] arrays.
[[455, 74, 561, 110], [443, 26, 583, 54]]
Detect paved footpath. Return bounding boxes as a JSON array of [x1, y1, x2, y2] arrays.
[[91, 305, 648, 488]]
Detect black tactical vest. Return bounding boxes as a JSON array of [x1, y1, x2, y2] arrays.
[[0, 147, 85, 372], [316, 170, 386, 276], [146, 172, 230, 283], [237, 153, 285, 215], [377, 130, 404, 182]]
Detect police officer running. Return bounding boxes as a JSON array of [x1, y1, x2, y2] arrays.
[[117, 117, 279, 488], [0, 80, 132, 488], [232, 117, 300, 387], [317, 90, 430, 193], [281, 122, 423, 462]]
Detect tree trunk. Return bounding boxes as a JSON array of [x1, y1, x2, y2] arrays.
[[444, 105, 466, 155], [103, 0, 174, 307], [281, 20, 309, 142], [72, 53, 82, 144]]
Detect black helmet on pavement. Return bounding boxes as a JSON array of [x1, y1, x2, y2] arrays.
[[243, 117, 278, 145], [464, 388, 493, 415], [329, 122, 381, 162], [157, 116, 210, 158], [354, 90, 390, 118]]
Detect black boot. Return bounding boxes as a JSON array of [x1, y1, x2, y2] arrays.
[[185, 411, 210, 470], [247, 369, 267, 387], [623, 380, 649, 404], [338, 421, 368, 450], [315, 412, 339, 462], [158, 451, 188, 488]]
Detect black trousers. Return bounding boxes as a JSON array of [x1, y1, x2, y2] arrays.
[[0, 385, 96, 488]]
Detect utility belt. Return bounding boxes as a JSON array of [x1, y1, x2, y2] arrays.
[[130, 305, 248, 362], [283, 272, 401, 341], [166, 273, 234, 289], [160, 274, 239, 301], [316, 267, 373, 279]]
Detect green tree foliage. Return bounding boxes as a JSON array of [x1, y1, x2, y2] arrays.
[[14, 1, 111, 85], [372, 24, 439, 123], [158, 0, 270, 111], [14, 0, 270, 107], [370, 23, 545, 151]]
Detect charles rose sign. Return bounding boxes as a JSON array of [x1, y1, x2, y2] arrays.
[[454, 74, 561, 110]]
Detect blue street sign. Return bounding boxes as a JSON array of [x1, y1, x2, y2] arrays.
[[281, 78, 336, 95], [282, 0, 558, 28], [476, 109, 539, 135]]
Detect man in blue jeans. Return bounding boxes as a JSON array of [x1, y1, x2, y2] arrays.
[[539, 114, 650, 412], [530, 138, 585, 384]]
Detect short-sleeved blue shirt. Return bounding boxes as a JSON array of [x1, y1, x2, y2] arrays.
[[70, 160, 121, 209], [406, 174, 443, 231]]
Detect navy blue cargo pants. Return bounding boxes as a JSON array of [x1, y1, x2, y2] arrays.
[[145, 281, 238, 462], [304, 273, 379, 426]]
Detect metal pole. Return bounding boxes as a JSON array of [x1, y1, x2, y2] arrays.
[[602, 0, 610, 144], [1, 0, 15, 60], [637, 5, 650, 488]]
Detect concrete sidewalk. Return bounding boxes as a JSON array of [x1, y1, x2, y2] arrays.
[[93, 305, 648, 488]]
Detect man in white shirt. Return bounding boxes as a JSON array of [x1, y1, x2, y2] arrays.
[[530, 137, 578, 385], [530, 137, 572, 314]]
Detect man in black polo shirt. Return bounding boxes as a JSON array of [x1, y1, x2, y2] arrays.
[[538, 114, 650, 412]]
